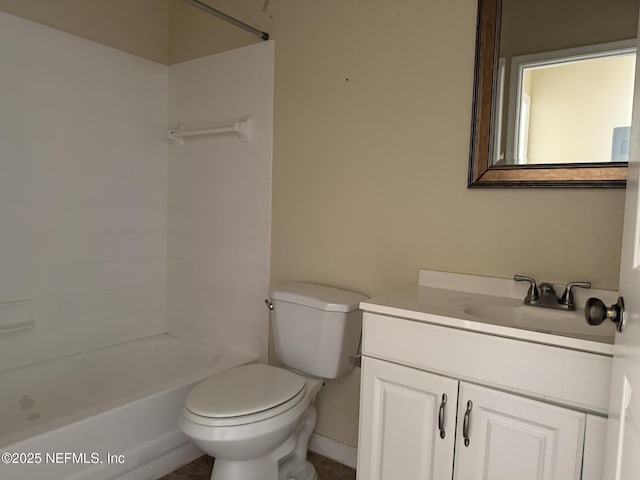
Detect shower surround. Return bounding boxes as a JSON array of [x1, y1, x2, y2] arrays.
[[0, 10, 273, 480]]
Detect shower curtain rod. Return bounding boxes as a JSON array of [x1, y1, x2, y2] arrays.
[[180, 0, 269, 41]]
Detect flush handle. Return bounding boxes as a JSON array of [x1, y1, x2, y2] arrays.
[[438, 393, 447, 439], [584, 296, 625, 332], [349, 353, 362, 368]]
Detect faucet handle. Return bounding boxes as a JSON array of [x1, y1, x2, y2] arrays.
[[560, 282, 592, 308], [514, 275, 539, 302]]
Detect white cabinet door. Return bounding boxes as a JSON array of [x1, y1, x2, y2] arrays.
[[582, 414, 608, 480], [453, 382, 586, 480], [357, 356, 458, 480]]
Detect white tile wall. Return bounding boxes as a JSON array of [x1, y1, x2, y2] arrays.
[[167, 42, 274, 361], [0, 12, 169, 370], [0, 12, 273, 369]]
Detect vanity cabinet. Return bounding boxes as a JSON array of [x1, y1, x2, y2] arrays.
[[453, 382, 584, 480], [356, 312, 611, 480], [358, 356, 458, 480], [358, 357, 585, 480]]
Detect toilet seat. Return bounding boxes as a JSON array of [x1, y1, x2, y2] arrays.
[[184, 364, 307, 427], [183, 388, 307, 427]]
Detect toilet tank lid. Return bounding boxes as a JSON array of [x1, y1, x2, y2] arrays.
[[270, 282, 368, 312]]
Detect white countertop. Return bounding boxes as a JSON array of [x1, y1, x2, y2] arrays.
[[360, 284, 616, 356]]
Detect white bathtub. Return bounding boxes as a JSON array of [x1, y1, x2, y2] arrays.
[[0, 334, 256, 480]]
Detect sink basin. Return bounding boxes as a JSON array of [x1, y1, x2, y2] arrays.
[[464, 304, 572, 330], [463, 302, 614, 343]]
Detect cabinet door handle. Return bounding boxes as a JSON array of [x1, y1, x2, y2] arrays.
[[463, 400, 473, 447], [438, 393, 447, 439]]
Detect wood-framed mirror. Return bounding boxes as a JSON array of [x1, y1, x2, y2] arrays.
[[468, 0, 636, 188]]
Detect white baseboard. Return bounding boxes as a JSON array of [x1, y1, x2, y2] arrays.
[[308, 433, 357, 470]]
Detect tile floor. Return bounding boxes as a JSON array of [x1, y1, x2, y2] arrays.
[[158, 452, 356, 480]]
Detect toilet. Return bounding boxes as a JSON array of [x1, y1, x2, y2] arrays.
[[179, 282, 367, 480]]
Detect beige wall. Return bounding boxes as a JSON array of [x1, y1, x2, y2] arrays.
[[168, 0, 269, 64], [267, 0, 625, 447], [0, 0, 170, 63], [500, 0, 638, 57], [0, 0, 268, 64], [0, 0, 628, 450]]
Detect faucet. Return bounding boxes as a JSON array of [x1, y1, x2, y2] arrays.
[[513, 275, 591, 311]]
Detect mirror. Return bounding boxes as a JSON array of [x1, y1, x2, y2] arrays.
[[469, 0, 638, 187]]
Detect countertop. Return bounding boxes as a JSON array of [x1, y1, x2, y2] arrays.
[[360, 285, 616, 355]]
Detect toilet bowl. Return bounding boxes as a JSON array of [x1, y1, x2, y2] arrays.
[[180, 364, 323, 480], [179, 283, 368, 480]]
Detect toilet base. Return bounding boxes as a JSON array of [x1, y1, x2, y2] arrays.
[[211, 456, 278, 480], [209, 458, 317, 480], [286, 460, 318, 480], [207, 405, 319, 480], [209, 459, 317, 480]]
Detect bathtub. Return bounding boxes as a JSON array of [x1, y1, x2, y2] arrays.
[[0, 334, 256, 480]]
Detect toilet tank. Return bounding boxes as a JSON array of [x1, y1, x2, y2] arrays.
[[270, 283, 368, 379]]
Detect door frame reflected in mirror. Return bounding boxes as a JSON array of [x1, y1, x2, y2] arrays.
[[505, 40, 635, 166], [468, 0, 629, 188]]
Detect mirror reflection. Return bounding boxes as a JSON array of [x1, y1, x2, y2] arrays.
[[493, 0, 639, 167]]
